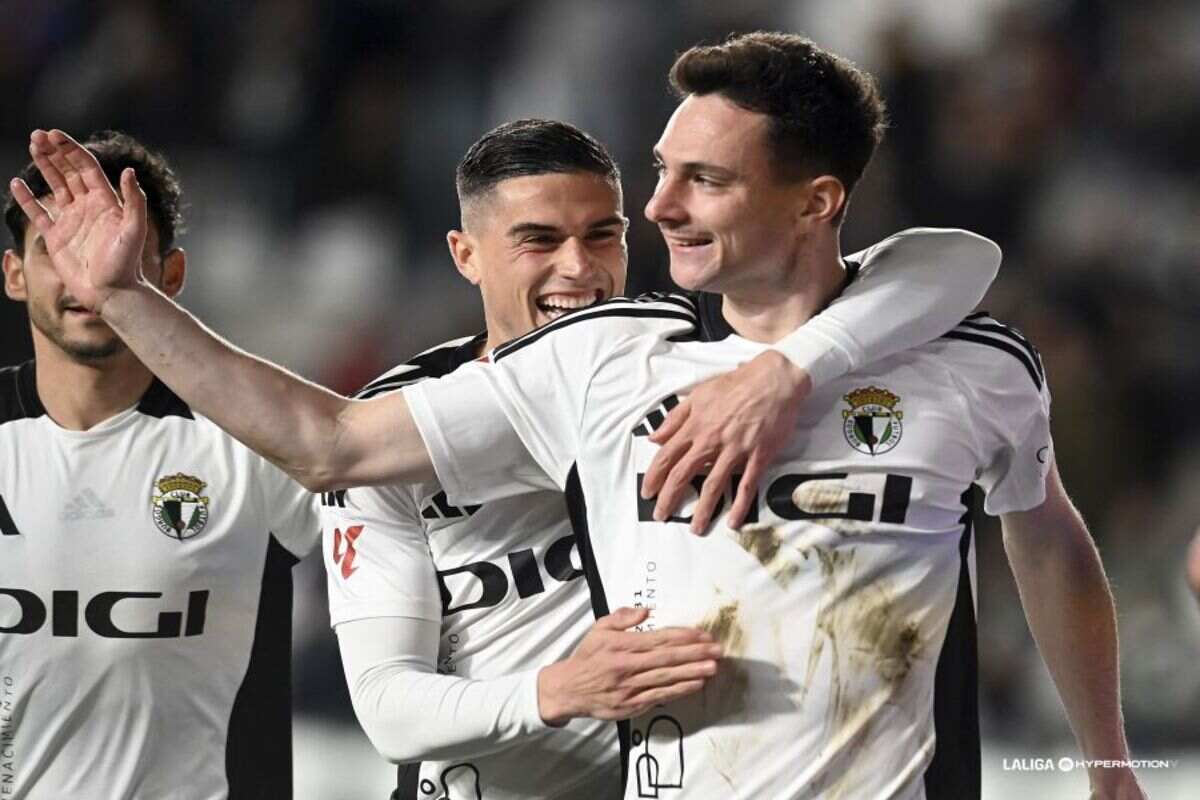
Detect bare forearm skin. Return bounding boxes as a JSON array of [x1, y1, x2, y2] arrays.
[[1004, 498, 1132, 788], [103, 282, 363, 490]]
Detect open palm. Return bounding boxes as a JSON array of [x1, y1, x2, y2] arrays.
[[9, 129, 148, 312]]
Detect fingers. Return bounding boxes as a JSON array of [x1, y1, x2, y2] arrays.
[[648, 397, 690, 445], [652, 447, 711, 523], [597, 606, 650, 632], [688, 449, 740, 534], [626, 642, 723, 674], [609, 679, 707, 719], [726, 445, 771, 530], [119, 168, 149, 243], [625, 659, 718, 691], [640, 429, 693, 502], [52, 129, 119, 196], [8, 179, 55, 235], [28, 130, 73, 207], [627, 625, 713, 650], [39, 132, 88, 201]]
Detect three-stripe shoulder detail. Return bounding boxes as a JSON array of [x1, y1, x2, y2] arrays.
[[493, 294, 698, 362], [941, 312, 1045, 390], [355, 335, 480, 399]]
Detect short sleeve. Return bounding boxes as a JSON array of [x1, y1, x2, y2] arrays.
[[320, 483, 444, 627], [405, 296, 697, 506], [949, 318, 1054, 515], [257, 457, 320, 558]]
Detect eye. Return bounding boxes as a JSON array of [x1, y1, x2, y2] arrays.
[[652, 160, 666, 176], [693, 174, 718, 186], [522, 235, 557, 246]]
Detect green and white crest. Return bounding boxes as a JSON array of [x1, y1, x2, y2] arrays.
[[151, 473, 210, 540], [842, 386, 904, 456]]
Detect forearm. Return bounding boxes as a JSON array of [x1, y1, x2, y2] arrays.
[[338, 619, 547, 762], [102, 282, 349, 489], [774, 228, 1000, 385], [1006, 525, 1129, 761]]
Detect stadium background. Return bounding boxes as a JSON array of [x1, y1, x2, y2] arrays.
[[2, 1, 1197, 796]]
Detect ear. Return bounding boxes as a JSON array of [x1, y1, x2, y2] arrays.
[[158, 247, 187, 298], [3, 249, 28, 302], [446, 230, 481, 285], [799, 175, 847, 227]]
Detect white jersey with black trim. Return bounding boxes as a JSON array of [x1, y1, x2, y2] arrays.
[[0, 361, 318, 800], [321, 333, 619, 800], [404, 294, 1053, 800]]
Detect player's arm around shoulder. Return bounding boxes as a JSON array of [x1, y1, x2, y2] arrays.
[[642, 227, 1002, 533], [1000, 465, 1147, 800]]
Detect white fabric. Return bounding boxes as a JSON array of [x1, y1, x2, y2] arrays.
[[0, 379, 318, 800], [772, 227, 1002, 387], [323, 339, 620, 799], [406, 306, 1051, 799], [335, 617, 547, 763]]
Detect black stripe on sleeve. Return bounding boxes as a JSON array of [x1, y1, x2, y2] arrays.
[[955, 320, 1044, 382], [941, 330, 1043, 391], [923, 488, 981, 800], [494, 305, 696, 362]]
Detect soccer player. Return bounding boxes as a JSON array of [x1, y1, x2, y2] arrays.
[[0, 132, 318, 798], [321, 119, 1001, 799], [14, 48, 1104, 800]]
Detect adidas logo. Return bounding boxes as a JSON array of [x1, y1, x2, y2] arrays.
[[60, 489, 117, 522], [421, 491, 480, 522]]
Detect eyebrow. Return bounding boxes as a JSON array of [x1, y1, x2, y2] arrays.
[[652, 148, 737, 180], [506, 216, 627, 238]]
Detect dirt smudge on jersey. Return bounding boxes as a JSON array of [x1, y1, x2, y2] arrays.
[[697, 601, 750, 718], [791, 479, 870, 537], [698, 601, 745, 657], [731, 524, 801, 588], [799, 546, 924, 798]]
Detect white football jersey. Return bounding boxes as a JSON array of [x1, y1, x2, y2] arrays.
[[0, 361, 318, 800], [321, 334, 619, 800], [405, 291, 1053, 800]]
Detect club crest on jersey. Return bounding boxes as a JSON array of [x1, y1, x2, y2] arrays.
[[151, 473, 210, 540], [842, 386, 903, 456]]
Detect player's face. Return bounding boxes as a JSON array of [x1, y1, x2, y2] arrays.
[[3, 197, 168, 361], [457, 172, 627, 344], [645, 93, 807, 295]]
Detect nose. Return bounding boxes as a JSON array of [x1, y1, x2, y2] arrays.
[[557, 236, 595, 280], [644, 176, 684, 226]]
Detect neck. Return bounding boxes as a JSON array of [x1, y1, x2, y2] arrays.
[[31, 336, 155, 431], [720, 229, 846, 343]]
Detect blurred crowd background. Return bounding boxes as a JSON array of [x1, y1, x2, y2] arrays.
[[2, 0, 1197, 796]]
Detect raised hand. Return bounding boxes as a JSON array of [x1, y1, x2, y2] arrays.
[[536, 607, 721, 724], [9, 129, 149, 312]]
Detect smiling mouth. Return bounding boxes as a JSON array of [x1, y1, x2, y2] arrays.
[[665, 234, 714, 249], [535, 290, 605, 321]]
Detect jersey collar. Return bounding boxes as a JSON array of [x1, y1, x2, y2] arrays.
[[693, 257, 862, 343]]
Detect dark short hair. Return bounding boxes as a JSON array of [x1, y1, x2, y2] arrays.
[[4, 130, 184, 254], [455, 119, 621, 211], [670, 31, 887, 198]]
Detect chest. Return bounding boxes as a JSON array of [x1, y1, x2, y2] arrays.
[[0, 418, 266, 589]]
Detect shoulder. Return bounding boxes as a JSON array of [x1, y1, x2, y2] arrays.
[[937, 312, 1046, 393], [0, 361, 40, 426], [492, 292, 698, 363], [356, 333, 485, 399]]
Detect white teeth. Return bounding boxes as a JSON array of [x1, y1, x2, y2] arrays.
[[538, 294, 598, 311]]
